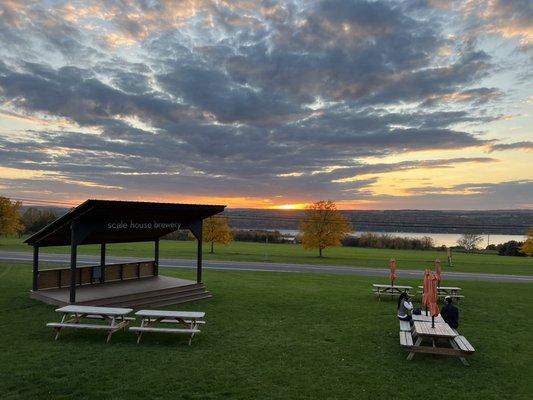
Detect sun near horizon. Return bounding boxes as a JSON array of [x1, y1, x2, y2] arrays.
[[269, 204, 310, 210]]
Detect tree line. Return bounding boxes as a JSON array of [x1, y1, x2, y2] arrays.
[[0, 197, 57, 236], [1, 196, 531, 257]]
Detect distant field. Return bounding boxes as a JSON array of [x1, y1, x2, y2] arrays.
[[1, 263, 532, 399], [1, 236, 532, 275]]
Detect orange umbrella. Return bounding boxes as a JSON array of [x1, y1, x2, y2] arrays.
[[389, 258, 397, 287], [422, 269, 431, 313], [427, 272, 440, 328], [435, 259, 442, 287]]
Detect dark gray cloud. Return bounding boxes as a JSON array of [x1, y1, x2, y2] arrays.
[[488, 141, 533, 152]]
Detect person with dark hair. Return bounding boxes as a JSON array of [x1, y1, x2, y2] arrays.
[[397, 292, 414, 322], [441, 296, 459, 329]]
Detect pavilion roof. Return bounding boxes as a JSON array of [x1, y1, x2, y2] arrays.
[[25, 199, 225, 247]]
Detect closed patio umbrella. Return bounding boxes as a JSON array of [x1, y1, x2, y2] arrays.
[[428, 272, 440, 328], [389, 258, 397, 287], [422, 268, 431, 314], [435, 259, 442, 287]]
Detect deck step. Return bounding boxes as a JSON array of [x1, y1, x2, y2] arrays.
[[140, 293, 212, 308], [98, 289, 212, 308], [116, 292, 212, 309], [79, 283, 207, 307]]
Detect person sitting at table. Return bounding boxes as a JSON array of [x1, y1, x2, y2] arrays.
[[397, 292, 414, 323], [441, 296, 459, 329]]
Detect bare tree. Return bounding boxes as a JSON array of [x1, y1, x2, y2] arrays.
[[457, 233, 483, 252]]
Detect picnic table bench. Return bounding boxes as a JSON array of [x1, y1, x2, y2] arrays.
[[398, 317, 474, 366], [417, 286, 464, 301], [372, 284, 413, 300], [130, 310, 205, 345], [47, 305, 133, 342]]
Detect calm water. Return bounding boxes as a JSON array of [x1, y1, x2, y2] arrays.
[[267, 229, 526, 248]]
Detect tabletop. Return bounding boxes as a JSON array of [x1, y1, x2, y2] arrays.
[[412, 313, 444, 323], [418, 286, 462, 291], [373, 284, 412, 289], [413, 321, 457, 338], [135, 310, 205, 319], [55, 305, 133, 316]]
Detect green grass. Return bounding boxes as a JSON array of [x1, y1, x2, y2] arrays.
[[1, 236, 532, 275], [0, 262, 532, 399]]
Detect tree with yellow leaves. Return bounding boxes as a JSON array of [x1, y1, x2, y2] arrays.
[[203, 216, 233, 253], [521, 228, 533, 256], [300, 200, 352, 257], [0, 197, 23, 236]]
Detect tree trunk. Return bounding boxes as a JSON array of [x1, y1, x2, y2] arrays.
[[210, 241, 214, 254], [319, 247, 323, 257]]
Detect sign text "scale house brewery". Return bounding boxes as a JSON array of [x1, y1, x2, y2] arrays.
[[107, 221, 181, 230]]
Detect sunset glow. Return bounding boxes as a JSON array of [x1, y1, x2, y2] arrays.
[[269, 204, 310, 210]]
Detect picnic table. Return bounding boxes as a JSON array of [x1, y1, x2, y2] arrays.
[[372, 284, 413, 300], [417, 285, 464, 301], [130, 310, 205, 345], [401, 320, 474, 366], [47, 305, 133, 342]]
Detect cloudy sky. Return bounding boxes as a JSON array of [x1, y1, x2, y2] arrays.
[[0, 0, 532, 209]]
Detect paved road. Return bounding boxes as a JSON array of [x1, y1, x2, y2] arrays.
[[0, 250, 532, 283]]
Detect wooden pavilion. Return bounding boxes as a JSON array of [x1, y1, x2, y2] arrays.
[[25, 200, 225, 307]]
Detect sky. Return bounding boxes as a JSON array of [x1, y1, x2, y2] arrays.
[[0, 0, 532, 210]]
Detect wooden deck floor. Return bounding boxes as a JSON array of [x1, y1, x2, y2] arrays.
[[30, 275, 211, 308]]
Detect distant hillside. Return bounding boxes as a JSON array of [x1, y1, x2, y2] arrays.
[[20, 206, 532, 235], [222, 209, 533, 235]]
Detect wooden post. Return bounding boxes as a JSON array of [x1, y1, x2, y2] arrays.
[[69, 224, 77, 304], [32, 246, 39, 291], [187, 220, 203, 283], [196, 225, 203, 283], [100, 243, 106, 283], [154, 239, 159, 276]]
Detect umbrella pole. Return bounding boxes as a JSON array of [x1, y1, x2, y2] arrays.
[[431, 316, 435, 329]]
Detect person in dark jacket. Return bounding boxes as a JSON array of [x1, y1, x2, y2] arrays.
[[441, 296, 459, 329]]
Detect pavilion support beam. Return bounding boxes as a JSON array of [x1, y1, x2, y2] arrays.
[[187, 220, 203, 283], [100, 243, 106, 283], [154, 239, 160, 276], [68, 220, 92, 303], [69, 241, 77, 303], [197, 235, 203, 283], [32, 246, 39, 291]]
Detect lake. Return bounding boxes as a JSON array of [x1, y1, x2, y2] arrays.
[[249, 229, 527, 248]]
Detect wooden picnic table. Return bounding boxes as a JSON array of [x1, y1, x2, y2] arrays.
[[130, 310, 205, 345], [47, 305, 133, 342], [372, 284, 413, 300], [405, 320, 473, 365]]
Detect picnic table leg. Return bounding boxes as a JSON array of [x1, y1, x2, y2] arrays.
[[406, 337, 422, 361], [54, 313, 68, 340], [188, 319, 199, 346], [106, 316, 116, 343], [136, 318, 147, 344], [450, 339, 469, 366]]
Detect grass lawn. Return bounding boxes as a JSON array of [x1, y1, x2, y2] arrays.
[[1, 236, 532, 275], [1, 262, 532, 399]]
